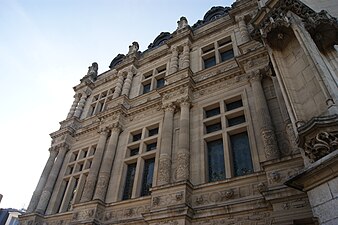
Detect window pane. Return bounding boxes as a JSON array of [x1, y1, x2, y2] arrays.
[[122, 163, 137, 200], [204, 56, 216, 69], [205, 107, 220, 118], [148, 127, 159, 136], [141, 158, 155, 196], [220, 49, 234, 62], [146, 142, 157, 151], [143, 83, 151, 94], [130, 148, 139, 156], [207, 139, 225, 182], [230, 132, 253, 177], [225, 99, 243, 111], [156, 78, 165, 88], [132, 133, 142, 142], [206, 122, 222, 133], [228, 115, 246, 127]]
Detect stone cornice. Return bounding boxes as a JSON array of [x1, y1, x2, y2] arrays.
[[192, 15, 235, 41], [50, 126, 75, 139], [285, 150, 338, 191]]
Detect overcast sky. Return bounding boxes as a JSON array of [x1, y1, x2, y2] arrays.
[[0, 0, 235, 209]]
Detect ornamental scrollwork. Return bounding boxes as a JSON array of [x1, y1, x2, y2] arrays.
[[304, 131, 338, 162]]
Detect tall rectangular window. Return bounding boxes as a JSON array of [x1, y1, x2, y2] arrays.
[[230, 132, 253, 177], [122, 163, 137, 200], [141, 158, 155, 196], [207, 139, 225, 182]]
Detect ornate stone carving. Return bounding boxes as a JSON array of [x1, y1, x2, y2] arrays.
[[177, 16, 188, 30], [261, 128, 280, 160], [270, 171, 281, 183], [157, 157, 171, 184], [175, 191, 184, 201], [253, 0, 338, 51], [175, 152, 190, 181], [152, 196, 160, 206], [304, 131, 338, 162], [257, 182, 267, 193], [220, 189, 234, 200], [128, 41, 139, 55]]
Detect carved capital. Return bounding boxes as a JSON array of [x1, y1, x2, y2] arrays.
[[162, 102, 176, 113], [109, 122, 122, 133], [98, 126, 110, 136], [249, 70, 263, 82], [177, 97, 191, 108]]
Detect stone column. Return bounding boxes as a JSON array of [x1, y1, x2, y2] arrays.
[[27, 148, 58, 213], [121, 69, 133, 97], [238, 17, 250, 43], [157, 103, 175, 185], [74, 93, 87, 118], [169, 47, 178, 74], [175, 100, 190, 181], [181, 44, 190, 69], [36, 143, 69, 214], [67, 94, 80, 119], [93, 124, 121, 201], [113, 72, 124, 99], [250, 72, 279, 160], [80, 127, 109, 202], [271, 75, 297, 151]]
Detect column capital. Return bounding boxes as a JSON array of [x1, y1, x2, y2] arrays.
[[249, 70, 263, 82], [177, 97, 191, 108], [109, 122, 122, 133], [162, 102, 176, 112], [98, 127, 110, 135]]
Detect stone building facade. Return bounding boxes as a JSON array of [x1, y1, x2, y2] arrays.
[[20, 0, 338, 224]]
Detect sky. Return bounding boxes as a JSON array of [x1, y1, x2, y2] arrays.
[[0, 0, 235, 209]]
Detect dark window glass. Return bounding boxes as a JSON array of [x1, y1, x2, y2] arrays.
[[79, 164, 84, 171], [204, 56, 216, 69], [82, 150, 88, 158], [143, 83, 151, 94], [206, 122, 222, 133], [226, 99, 243, 111], [228, 115, 246, 127], [148, 127, 159, 136], [122, 163, 137, 200], [146, 142, 157, 151], [205, 107, 220, 118], [207, 139, 225, 182], [132, 133, 142, 142], [156, 78, 165, 88], [220, 49, 234, 62], [230, 132, 253, 177], [141, 158, 155, 196], [130, 148, 139, 156], [68, 166, 74, 175]]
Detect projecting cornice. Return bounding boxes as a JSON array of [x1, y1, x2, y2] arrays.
[[251, 0, 338, 51]]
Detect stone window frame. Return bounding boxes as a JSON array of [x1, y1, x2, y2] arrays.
[[140, 65, 167, 95], [201, 92, 259, 182], [57, 145, 96, 212], [87, 88, 115, 117], [201, 36, 235, 70], [120, 123, 161, 200]]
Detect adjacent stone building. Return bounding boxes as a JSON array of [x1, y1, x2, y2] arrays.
[[20, 0, 338, 224]]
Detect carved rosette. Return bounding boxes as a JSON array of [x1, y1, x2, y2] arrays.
[[261, 128, 280, 160], [304, 131, 338, 162]]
